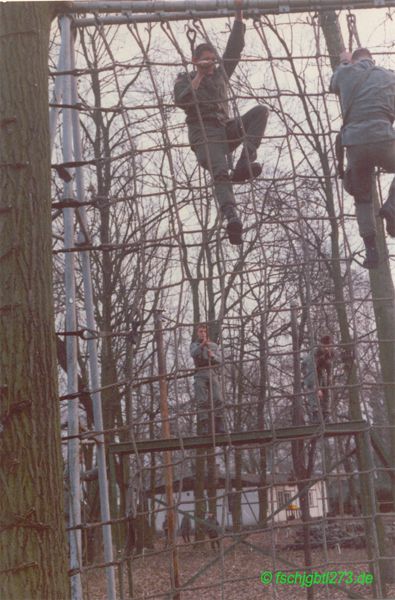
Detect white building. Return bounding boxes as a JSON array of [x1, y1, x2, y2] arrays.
[[151, 471, 328, 532]]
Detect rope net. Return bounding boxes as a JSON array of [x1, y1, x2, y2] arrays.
[[50, 6, 395, 599]]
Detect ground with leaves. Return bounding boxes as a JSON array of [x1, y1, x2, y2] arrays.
[[84, 526, 395, 599]]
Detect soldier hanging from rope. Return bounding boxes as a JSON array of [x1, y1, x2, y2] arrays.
[[330, 46, 395, 268], [174, 0, 268, 245], [190, 323, 225, 434], [301, 335, 334, 423]]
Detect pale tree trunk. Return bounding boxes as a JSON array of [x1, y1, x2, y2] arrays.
[[291, 306, 314, 600], [231, 315, 245, 532], [186, 258, 206, 541], [0, 3, 69, 599]]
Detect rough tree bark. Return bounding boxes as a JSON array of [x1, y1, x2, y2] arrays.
[[0, 3, 69, 599]]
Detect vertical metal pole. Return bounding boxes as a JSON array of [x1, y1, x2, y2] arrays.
[[49, 18, 68, 151], [154, 311, 180, 600], [59, 15, 83, 600], [69, 31, 117, 600]]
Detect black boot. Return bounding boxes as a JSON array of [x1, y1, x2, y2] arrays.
[[222, 206, 243, 245], [362, 235, 379, 269], [226, 216, 243, 245], [231, 161, 262, 183], [379, 205, 395, 238]]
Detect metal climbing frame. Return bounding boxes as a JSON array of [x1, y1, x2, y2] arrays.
[[51, 15, 116, 600], [62, 0, 395, 25]]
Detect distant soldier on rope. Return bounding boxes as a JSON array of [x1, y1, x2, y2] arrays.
[[190, 323, 225, 434], [174, 0, 268, 245], [301, 335, 334, 422], [330, 47, 395, 269]]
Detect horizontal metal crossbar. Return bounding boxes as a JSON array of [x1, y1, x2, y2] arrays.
[[109, 420, 368, 455], [69, 0, 392, 13], [67, 0, 392, 26]]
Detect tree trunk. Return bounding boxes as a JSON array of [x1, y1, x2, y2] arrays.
[[257, 319, 268, 527], [233, 450, 242, 532], [290, 306, 314, 600], [87, 47, 123, 436], [0, 3, 69, 598]]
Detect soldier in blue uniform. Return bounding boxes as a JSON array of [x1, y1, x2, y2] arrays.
[[190, 324, 225, 434], [331, 48, 395, 268]]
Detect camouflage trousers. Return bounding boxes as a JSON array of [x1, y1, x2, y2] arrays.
[[188, 105, 268, 220], [304, 373, 329, 423]]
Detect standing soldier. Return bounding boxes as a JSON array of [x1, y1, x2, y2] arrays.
[[205, 512, 221, 552], [190, 323, 225, 434], [330, 47, 395, 268], [174, 0, 268, 245], [180, 513, 192, 544]]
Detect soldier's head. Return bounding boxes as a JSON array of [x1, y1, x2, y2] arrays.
[[320, 334, 332, 348], [318, 335, 334, 362], [351, 48, 373, 63], [196, 323, 208, 342], [193, 43, 217, 76]]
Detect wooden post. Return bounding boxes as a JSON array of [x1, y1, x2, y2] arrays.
[[154, 311, 180, 599]]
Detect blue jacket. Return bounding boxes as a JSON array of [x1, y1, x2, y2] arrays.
[[190, 339, 221, 370], [330, 58, 395, 146]]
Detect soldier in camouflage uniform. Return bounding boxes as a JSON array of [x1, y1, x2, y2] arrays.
[[330, 47, 395, 268], [190, 324, 225, 434], [174, 1, 268, 245]]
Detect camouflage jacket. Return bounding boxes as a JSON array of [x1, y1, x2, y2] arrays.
[[174, 20, 245, 125]]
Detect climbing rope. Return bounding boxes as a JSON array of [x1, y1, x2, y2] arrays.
[[347, 11, 362, 51]]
